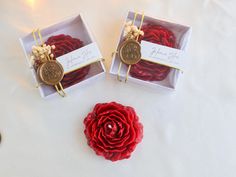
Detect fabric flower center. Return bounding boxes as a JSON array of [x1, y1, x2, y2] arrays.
[[104, 121, 117, 136]]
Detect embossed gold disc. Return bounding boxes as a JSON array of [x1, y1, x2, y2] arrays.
[[119, 39, 141, 65], [37, 60, 64, 86]]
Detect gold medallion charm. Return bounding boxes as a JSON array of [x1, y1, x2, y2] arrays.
[[37, 60, 64, 86], [119, 39, 141, 65], [116, 12, 145, 82], [31, 29, 66, 97]]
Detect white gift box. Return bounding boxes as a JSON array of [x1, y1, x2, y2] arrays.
[[110, 11, 191, 90], [20, 14, 106, 98]]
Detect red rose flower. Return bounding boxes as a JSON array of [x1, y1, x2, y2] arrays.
[[45, 34, 90, 88], [130, 24, 177, 81], [84, 102, 143, 162]]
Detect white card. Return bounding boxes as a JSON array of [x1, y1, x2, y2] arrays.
[[141, 40, 185, 70], [56, 42, 102, 74]]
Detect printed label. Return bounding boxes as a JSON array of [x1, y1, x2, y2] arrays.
[[141, 41, 185, 70], [57, 42, 102, 73]]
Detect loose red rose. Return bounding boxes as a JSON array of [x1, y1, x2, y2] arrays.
[[45, 34, 90, 88], [84, 102, 143, 162], [130, 24, 177, 81]]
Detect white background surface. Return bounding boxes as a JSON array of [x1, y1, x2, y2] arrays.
[[0, 0, 236, 177]]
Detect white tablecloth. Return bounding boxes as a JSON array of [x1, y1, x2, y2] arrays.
[[0, 0, 236, 177]]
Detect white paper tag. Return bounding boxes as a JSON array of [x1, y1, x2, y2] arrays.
[[56, 42, 102, 74], [141, 40, 185, 70]]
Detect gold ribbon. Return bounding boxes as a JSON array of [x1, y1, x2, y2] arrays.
[[32, 29, 66, 97], [117, 12, 145, 82]]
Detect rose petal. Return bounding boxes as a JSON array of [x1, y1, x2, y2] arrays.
[[83, 102, 143, 161]]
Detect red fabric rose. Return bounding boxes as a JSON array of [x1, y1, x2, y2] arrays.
[[84, 102, 143, 162], [45, 34, 90, 88], [130, 24, 177, 81]]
